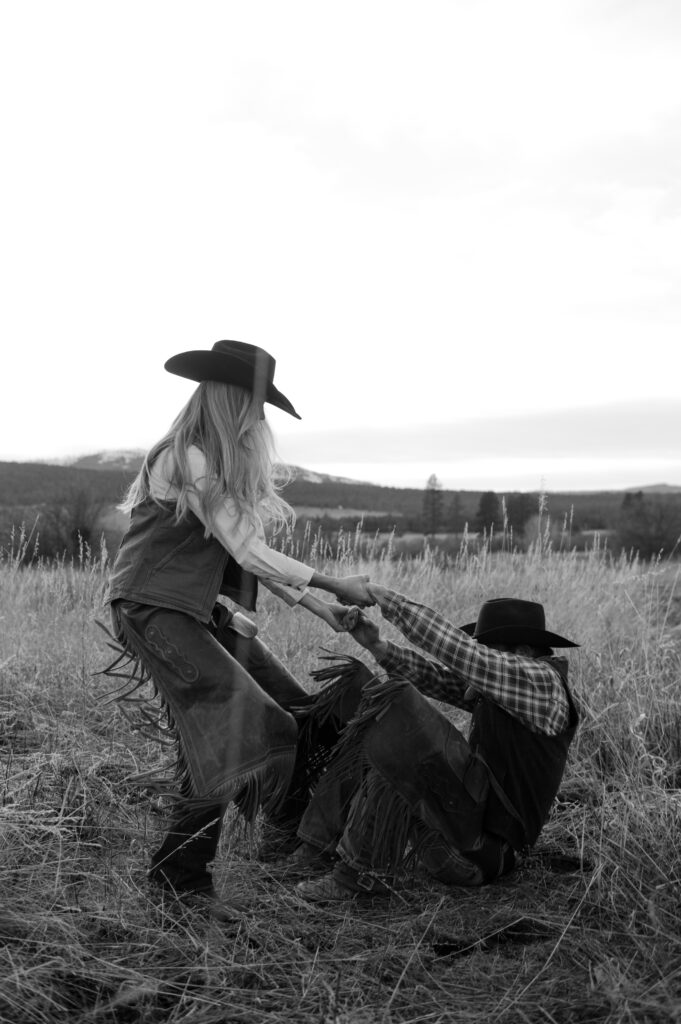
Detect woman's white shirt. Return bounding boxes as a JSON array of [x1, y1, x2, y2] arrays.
[[148, 446, 313, 605]]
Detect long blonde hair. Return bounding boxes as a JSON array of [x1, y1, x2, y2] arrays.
[[120, 381, 294, 535]]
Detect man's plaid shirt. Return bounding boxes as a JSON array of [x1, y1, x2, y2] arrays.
[[373, 590, 571, 737]]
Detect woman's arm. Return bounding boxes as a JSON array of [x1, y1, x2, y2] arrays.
[[308, 572, 373, 608], [298, 593, 357, 632], [153, 448, 371, 604]]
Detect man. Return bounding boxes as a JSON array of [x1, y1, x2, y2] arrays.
[[293, 585, 580, 901]]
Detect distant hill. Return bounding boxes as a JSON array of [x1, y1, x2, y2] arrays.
[[66, 450, 146, 473], [1, 456, 680, 537], [0, 460, 133, 507], [62, 451, 367, 488], [0, 457, 429, 521], [630, 483, 681, 494], [57, 452, 681, 497]]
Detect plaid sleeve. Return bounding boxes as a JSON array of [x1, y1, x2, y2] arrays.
[[378, 590, 570, 736], [375, 640, 473, 711]]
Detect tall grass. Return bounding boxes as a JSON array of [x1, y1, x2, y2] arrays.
[[1, 527, 680, 1023]]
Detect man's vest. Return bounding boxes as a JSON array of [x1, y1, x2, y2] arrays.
[[107, 496, 257, 621], [470, 657, 579, 850]]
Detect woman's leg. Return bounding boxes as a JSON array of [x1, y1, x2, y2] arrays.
[[111, 601, 297, 895], [210, 606, 310, 854], [214, 611, 373, 859], [148, 803, 225, 893]]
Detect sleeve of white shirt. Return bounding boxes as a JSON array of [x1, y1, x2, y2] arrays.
[[150, 446, 314, 603]]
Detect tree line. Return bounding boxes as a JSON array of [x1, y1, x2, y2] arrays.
[[1, 462, 680, 562], [422, 474, 681, 558]]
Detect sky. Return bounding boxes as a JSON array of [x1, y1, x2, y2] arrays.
[[1, 0, 679, 492]]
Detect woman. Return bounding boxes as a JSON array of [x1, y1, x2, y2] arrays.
[[105, 340, 371, 919]]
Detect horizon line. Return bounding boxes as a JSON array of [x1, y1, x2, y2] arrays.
[[0, 452, 679, 496]]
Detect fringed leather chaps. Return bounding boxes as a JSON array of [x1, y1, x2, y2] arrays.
[[298, 664, 515, 886], [99, 600, 303, 890]]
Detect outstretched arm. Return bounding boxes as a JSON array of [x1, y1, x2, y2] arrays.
[[262, 579, 354, 633], [343, 606, 473, 707], [299, 593, 356, 633], [365, 586, 570, 735], [309, 572, 373, 608], [153, 448, 373, 607]]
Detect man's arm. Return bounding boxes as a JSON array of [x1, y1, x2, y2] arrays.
[[364, 585, 570, 736], [346, 608, 473, 710]]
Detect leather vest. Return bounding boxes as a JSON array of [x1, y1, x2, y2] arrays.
[[107, 496, 257, 621], [470, 656, 579, 850]]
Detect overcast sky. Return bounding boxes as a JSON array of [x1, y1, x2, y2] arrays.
[[1, 0, 679, 491]]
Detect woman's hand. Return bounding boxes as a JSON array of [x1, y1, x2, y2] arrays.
[[345, 608, 381, 646], [322, 601, 357, 632], [309, 571, 374, 607], [341, 606, 388, 659], [300, 594, 354, 632], [333, 574, 374, 607]]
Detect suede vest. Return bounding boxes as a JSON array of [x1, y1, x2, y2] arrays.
[[470, 657, 579, 850], [107, 496, 257, 621]]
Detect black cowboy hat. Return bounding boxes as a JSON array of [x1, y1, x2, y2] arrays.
[[164, 340, 301, 419], [459, 598, 578, 648]]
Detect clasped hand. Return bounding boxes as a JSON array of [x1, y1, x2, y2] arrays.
[[333, 574, 374, 608], [315, 603, 381, 640], [310, 579, 389, 635], [340, 606, 381, 647], [314, 600, 361, 633]]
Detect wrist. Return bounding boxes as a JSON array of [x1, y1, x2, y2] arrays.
[[367, 639, 389, 659], [300, 592, 322, 614], [309, 572, 336, 596], [367, 583, 389, 606]]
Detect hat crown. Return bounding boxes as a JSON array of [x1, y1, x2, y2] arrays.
[[474, 598, 546, 637], [211, 340, 276, 383]]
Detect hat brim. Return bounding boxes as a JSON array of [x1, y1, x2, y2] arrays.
[[459, 622, 579, 648], [164, 350, 301, 419]]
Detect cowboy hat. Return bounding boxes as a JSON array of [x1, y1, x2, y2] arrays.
[[459, 598, 578, 648], [164, 340, 301, 419]]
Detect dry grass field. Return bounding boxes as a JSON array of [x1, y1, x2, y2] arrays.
[[1, 524, 680, 1024]]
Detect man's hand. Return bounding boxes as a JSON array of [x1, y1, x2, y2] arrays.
[[325, 601, 357, 632], [309, 572, 382, 608], [343, 607, 380, 647], [333, 574, 374, 608], [342, 607, 387, 658]]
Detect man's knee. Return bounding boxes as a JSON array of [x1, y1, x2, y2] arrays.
[[362, 681, 452, 780]]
